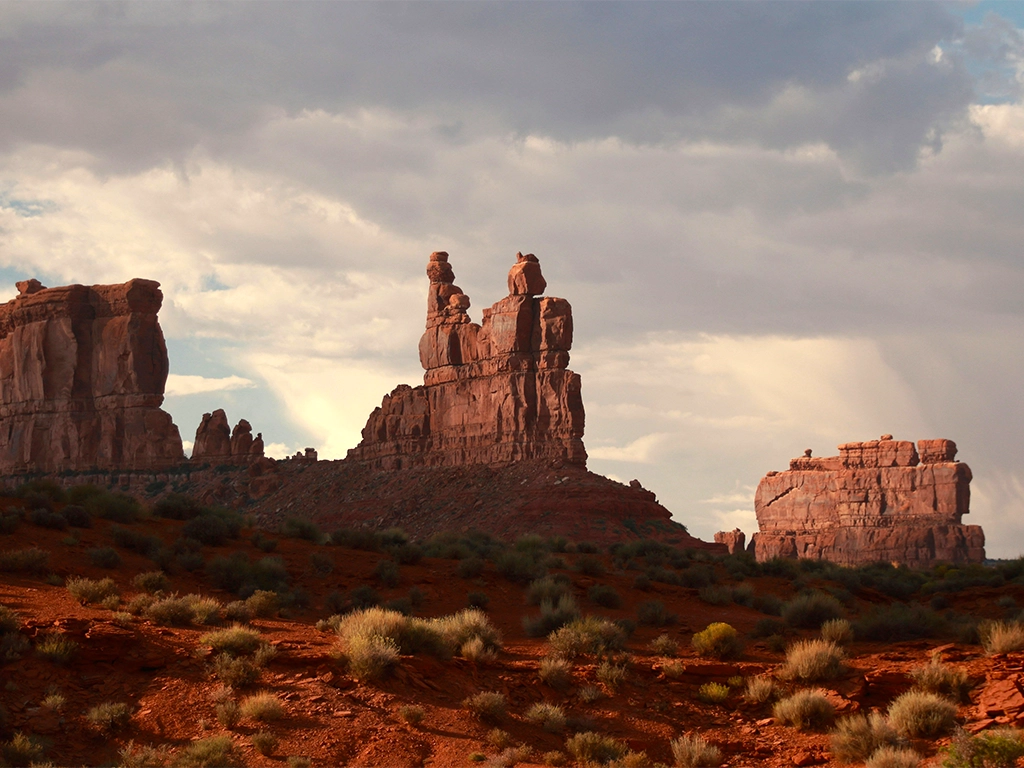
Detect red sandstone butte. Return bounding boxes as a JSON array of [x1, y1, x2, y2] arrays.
[[347, 251, 586, 469], [750, 435, 985, 565], [0, 279, 185, 473], [191, 409, 264, 465]]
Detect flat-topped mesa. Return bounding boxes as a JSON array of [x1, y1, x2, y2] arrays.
[[190, 409, 264, 465], [348, 251, 586, 469], [0, 278, 185, 473], [750, 435, 985, 566]]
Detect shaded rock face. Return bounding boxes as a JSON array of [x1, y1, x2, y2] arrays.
[[751, 436, 985, 566], [0, 279, 185, 473], [191, 409, 264, 465], [714, 528, 746, 555], [348, 251, 586, 469]]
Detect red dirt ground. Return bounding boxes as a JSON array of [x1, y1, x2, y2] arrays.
[[0, 503, 1021, 767]]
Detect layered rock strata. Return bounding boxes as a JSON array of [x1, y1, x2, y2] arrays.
[[347, 252, 586, 469], [751, 436, 985, 565], [0, 279, 185, 473], [191, 409, 264, 465]]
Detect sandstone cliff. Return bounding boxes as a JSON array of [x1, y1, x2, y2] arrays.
[[347, 252, 586, 468], [191, 409, 264, 465], [0, 279, 184, 473], [750, 436, 985, 565]]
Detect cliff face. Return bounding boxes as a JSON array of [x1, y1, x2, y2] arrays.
[[347, 252, 586, 469], [0, 279, 184, 473], [751, 437, 985, 565]]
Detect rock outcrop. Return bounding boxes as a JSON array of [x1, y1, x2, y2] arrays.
[[751, 436, 985, 566], [714, 528, 746, 555], [347, 251, 586, 469], [0, 279, 185, 473], [190, 409, 264, 465]]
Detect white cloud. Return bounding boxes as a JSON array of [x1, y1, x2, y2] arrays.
[[165, 374, 254, 397]]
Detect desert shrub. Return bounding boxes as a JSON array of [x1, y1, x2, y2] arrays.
[[282, 516, 322, 542], [374, 559, 401, 587], [548, 616, 627, 659], [240, 692, 284, 722], [66, 576, 119, 605], [206, 552, 289, 596], [698, 585, 734, 606], [1, 732, 45, 766], [463, 691, 506, 722], [215, 699, 239, 729], [941, 727, 1024, 768], [650, 633, 679, 656], [495, 550, 546, 584], [578, 684, 603, 702], [251, 531, 278, 552], [854, 603, 945, 642], [307, 551, 334, 577], [460, 637, 497, 663], [86, 701, 133, 733], [0, 546, 49, 572], [773, 689, 836, 731], [779, 639, 845, 682], [217, 601, 250, 626], [981, 621, 1024, 655], [539, 656, 574, 689], [524, 594, 581, 637], [866, 746, 920, 768], [752, 617, 787, 638], [911, 654, 972, 700], [387, 541, 423, 565], [697, 682, 730, 704], [41, 690, 66, 710], [201, 624, 266, 656], [588, 584, 623, 609], [61, 504, 92, 528], [458, 556, 486, 579], [528, 576, 571, 606], [185, 594, 222, 625], [637, 599, 676, 627], [251, 730, 278, 755], [467, 591, 489, 609], [245, 589, 280, 618], [131, 570, 170, 593], [543, 751, 568, 767], [0, 511, 22, 534], [830, 712, 901, 763], [487, 728, 515, 748], [152, 492, 205, 520], [435, 608, 503, 654], [211, 653, 265, 687], [782, 592, 844, 629], [90, 492, 144, 523], [144, 594, 196, 626], [565, 732, 628, 765], [0, 605, 19, 636], [182, 514, 231, 547], [691, 623, 743, 660], [574, 555, 605, 576], [671, 734, 722, 768], [821, 618, 854, 645], [29, 507, 68, 530], [398, 704, 425, 725], [347, 633, 401, 679], [744, 676, 776, 704], [526, 702, 567, 732], [88, 546, 123, 569], [597, 660, 629, 689], [174, 735, 235, 767], [16, 478, 66, 504], [110, 525, 162, 556], [887, 690, 957, 738]]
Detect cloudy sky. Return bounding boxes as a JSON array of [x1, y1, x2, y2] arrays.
[[1, 1, 1023, 556]]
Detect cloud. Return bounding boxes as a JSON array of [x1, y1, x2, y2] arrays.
[[164, 374, 254, 397]]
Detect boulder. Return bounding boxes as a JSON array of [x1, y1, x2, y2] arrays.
[[751, 435, 984, 565], [0, 278, 185, 473], [348, 251, 585, 469]]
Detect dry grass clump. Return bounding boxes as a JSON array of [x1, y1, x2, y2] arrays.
[[886, 690, 957, 738], [397, 704, 425, 725], [941, 727, 1024, 768], [539, 657, 574, 689], [86, 701, 133, 733], [251, 731, 278, 755], [910, 654, 972, 700], [436, 609, 503, 657], [144, 593, 222, 626], [670, 734, 722, 768], [830, 712, 901, 763], [461, 636, 498, 663], [690, 623, 742, 660], [463, 691, 507, 722], [66, 576, 119, 605], [578, 684, 603, 703], [346, 633, 401, 680], [173, 735, 235, 767], [548, 616, 626, 659], [335, 606, 502, 661], [118, 741, 172, 768], [245, 589, 280, 618], [864, 746, 920, 768], [35, 632, 78, 663], [0, 546, 49, 573], [487, 728, 515, 749], [564, 732, 628, 765], [779, 639, 845, 681], [773, 689, 836, 731], [744, 676, 776, 704], [1, 732, 46, 766], [662, 660, 685, 680], [820, 618, 854, 645], [596, 660, 629, 689], [696, 682, 730, 705], [543, 751, 568, 766], [239, 692, 285, 722], [131, 570, 170, 593], [201, 624, 274, 687], [525, 703, 567, 732], [201, 624, 266, 656], [981, 621, 1024, 655], [650, 634, 679, 656]]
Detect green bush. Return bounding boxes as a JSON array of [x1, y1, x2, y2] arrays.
[[152, 493, 206, 520], [458, 556, 485, 578], [374, 559, 401, 587], [132, 570, 170, 594], [588, 584, 623, 609], [941, 727, 1024, 768], [29, 508, 67, 530], [773, 689, 836, 731], [671, 734, 722, 768], [174, 735, 235, 767], [782, 592, 844, 629], [494, 550, 546, 584], [564, 732, 628, 765], [596, 660, 628, 689], [637, 599, 676, 626], [110, 525, 162, 556], [523, 594, 581, 637], [182, 514, 233, 546], [61, 504, 92, 528], [0, 546, 49, 573], [89, 546, 123, 569], [887, 690, 957, 738], [398, 704, 425, 725], [574, 555, 605, 576], [89, 491, 144, 523], [830, 712, 900, 763], [779, 639, 845, 681], [697, 682, 730, 704], [282, 516, 322, 542], [854, 603, 945, 642], [691, 623, 743, 660], [527, 576, 571, 606], [206, 552, 289, 596], [36, 632, 78, 663], [0, 605, 18, 636]]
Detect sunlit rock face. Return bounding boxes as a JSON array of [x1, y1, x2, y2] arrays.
[[191, 409, 265, 465], [0, 279, 185, 473], [751, 436, 985, 566], [347, 251, 587, 469]]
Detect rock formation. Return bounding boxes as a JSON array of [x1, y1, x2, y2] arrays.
[[191, 409, 264, 465], [347, 251, 586, 469], [714, 528, 746, 555], [0, 279, 185, 473], [750, 436, 985, 566]]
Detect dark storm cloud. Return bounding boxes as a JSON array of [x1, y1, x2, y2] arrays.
[[0, 2, 971, 172]]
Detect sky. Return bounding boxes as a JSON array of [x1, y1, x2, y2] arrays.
[[1, 1, 1023, 556]]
